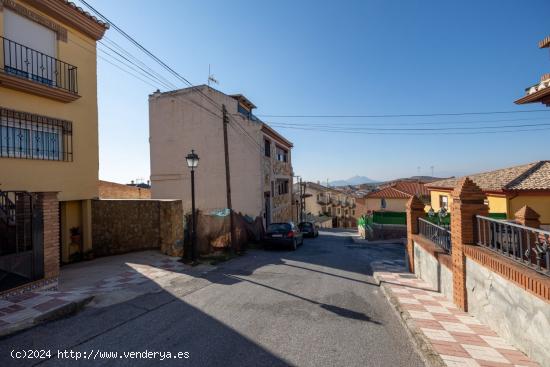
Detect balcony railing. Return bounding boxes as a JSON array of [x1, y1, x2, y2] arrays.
[[2, 36, 78, 94], [476, 215, 550, 276], [418, 217, 452, 253]]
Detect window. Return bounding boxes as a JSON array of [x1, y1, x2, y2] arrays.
[[380, 198, 387, 209], [3, 9, 58, 88], [276, 146, 288, 162], [0, 107, 72, 161], [237, 103, 251, 119], [439, 195, 448, 209], [277, 180, 289, 195], [352, 210, 355, 216], [264, 139, 271, 157]]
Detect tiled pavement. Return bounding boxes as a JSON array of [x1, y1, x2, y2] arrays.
[[0, 257, 194, 335], [372, 260, 540, 367]]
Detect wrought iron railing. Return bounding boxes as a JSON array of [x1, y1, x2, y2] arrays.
[[1, 36, 78, 94], [476, 215, 550, 276], [418, 217, 452, 253], [0, 107, 73, 161]]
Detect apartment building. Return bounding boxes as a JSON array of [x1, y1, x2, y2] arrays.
[[301, 182, 356, 227], [0, 0, 108, 291], [149, 85, 293, 228]]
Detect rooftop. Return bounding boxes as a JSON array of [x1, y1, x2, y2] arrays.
[[365, 186, 411, 199], [426, 161, 550, 192]]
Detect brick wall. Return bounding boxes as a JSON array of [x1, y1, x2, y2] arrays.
[[92, 199, 183, 257], [98, 180, 151, 199], [35, 192, 60, 279]]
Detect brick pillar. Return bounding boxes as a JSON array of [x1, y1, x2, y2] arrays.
[[450, 178, 488, 311], [35, 192, 60, 279], [514, 205, 540, 228], [406, 196, 426, 272], [514, 206, 541, 265]]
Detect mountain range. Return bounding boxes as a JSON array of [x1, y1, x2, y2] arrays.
[[329, 176, 377, 186]]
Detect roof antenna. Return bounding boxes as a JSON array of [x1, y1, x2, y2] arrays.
[[208, 64, 219, 87]]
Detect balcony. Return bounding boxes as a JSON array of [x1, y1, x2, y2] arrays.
[[0, 37, 80, 102]]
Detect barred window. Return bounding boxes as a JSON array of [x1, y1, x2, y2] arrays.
[[0, 108, 73, 161]]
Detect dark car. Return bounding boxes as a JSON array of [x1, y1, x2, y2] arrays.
[[264, 222, 304, 250], [298, 221, 318, 238]]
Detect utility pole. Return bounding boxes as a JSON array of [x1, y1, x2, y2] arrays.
[[299, 177, 304, 222], [222, 105, 236, 252]]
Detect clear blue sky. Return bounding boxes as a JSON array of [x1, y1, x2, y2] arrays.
[[75, 0, 550, 184]]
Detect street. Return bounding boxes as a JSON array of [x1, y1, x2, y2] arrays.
[[0, 230, 425, 367]]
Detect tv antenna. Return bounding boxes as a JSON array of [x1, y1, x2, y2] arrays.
[[207, 64, 219, 86]]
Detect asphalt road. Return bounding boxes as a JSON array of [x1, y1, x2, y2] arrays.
[[0, 230, 425, 367]]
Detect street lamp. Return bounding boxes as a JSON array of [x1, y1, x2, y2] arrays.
[[185, 149, 199, 263]]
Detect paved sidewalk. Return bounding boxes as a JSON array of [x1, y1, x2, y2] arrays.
[[372, 260, 540, 367], [0, 254, 214, 337]]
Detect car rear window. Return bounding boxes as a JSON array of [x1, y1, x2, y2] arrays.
[[300, 223, 313, 228], [267, 223, 291, 232]]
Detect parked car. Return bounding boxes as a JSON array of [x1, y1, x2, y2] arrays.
[[298, 221, 318, 238], [264, 222, 304, 250]]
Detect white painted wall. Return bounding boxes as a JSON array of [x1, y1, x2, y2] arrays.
[[466, 258, 550, 367], [413, 241, 453, 301]]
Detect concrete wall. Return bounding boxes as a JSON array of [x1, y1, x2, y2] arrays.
[[413, 240, 453, 301], [149, 86, 264, 218], [91, 199, 184, 258], [466, 258, 550, 367]]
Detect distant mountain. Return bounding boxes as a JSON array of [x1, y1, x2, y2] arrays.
[[329, 176, 377, 187]]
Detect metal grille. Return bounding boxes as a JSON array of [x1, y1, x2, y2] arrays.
[[418, 217, 452, 253], [0, 107, 73, 161], [2, 36, 78, 94], [477, 215, 550, 276]]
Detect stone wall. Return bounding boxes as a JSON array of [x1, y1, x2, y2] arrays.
[[466, 257, 550, 367], [413, 237, 453, 301], [91, 199, 183, 257], [99, 180, 151, 199], [366, 223, 407, 240]]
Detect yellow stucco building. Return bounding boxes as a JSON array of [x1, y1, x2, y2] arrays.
[[426, 161, 550, 228], [0, 0, 108, 264]]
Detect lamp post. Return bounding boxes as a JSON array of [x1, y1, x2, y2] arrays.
[[185, 149, 199, 263]]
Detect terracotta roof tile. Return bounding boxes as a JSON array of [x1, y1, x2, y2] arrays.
[[392, 181, 429, 197], [426, 161, 550, 192], [366, 186, 411, 199]]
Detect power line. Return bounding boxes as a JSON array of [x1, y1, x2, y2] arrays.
[[267, 124, 550, 135], [262, 116, 550, 127], [267, 122, 550, 131], [257, 109, 550, 119]]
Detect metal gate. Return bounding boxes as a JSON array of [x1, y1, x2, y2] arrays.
[[0, 191, 44, 292]]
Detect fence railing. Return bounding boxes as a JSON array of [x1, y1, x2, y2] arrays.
[[2, 36, 78, 94], [476, 215, 550, 276], [418, 217, 452, 253]]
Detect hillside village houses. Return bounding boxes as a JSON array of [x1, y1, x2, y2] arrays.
[[0, 0, 108, 291], [149, 85, 294, 228], [299, 181, 357, 228]]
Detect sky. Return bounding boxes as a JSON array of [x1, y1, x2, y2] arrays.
[[75, 0, 550, 184]]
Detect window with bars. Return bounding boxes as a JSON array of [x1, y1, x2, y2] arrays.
[[0, 108, 73, 161]]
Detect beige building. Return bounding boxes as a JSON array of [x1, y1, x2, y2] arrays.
[[149, 85, 293, 228], [0, 0, 108, 290], [300, 182, 356, 227]]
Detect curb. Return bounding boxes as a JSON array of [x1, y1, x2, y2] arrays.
[[0, 295, 93, 339], [373, 272, 446, 367]]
